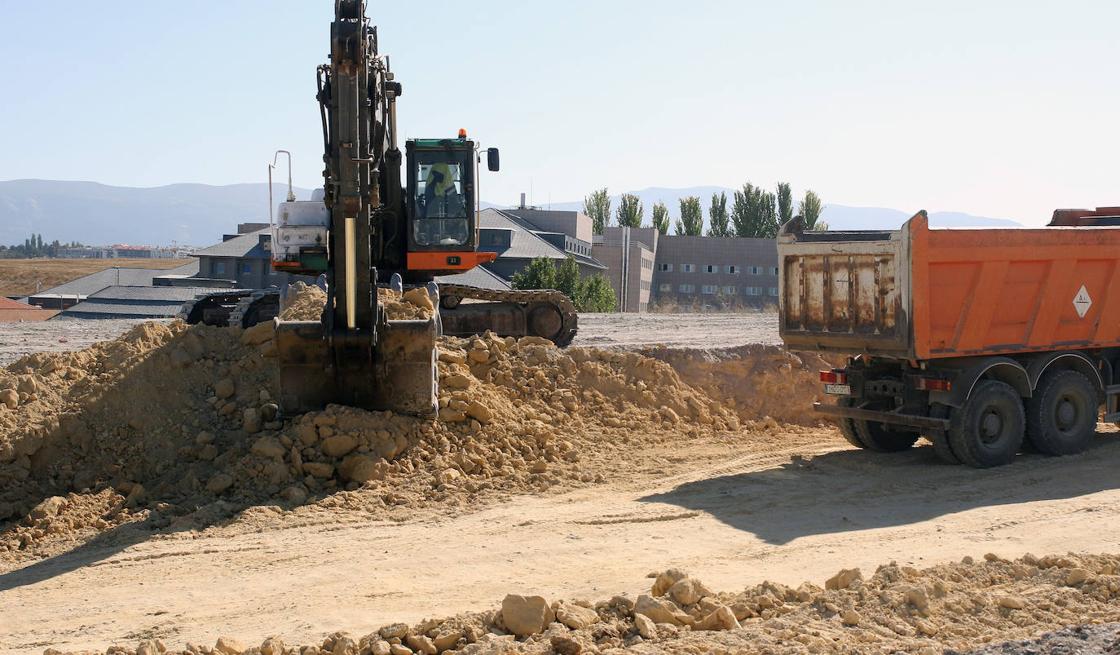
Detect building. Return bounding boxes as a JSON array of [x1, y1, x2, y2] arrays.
[[59, 285, 228, 320], [651, 235, 779, 309], [592, 226, 657, 313], [26, 260, 200, 310], [477, 207, 604, 280], [0, 297, 57, 322]]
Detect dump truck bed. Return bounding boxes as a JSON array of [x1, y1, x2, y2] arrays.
[[779, 211, 1120, 360]]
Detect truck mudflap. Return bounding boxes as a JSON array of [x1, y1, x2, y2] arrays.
[[813, 402, 950, 433]]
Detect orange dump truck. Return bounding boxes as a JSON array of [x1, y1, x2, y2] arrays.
[[778, 208, 1120, 467]]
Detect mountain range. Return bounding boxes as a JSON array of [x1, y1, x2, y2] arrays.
[[0, 180, 1021, 247]]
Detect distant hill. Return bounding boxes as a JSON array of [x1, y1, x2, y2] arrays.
[[0, 180, 1021, 247], [509, 186, 1022, 231], [0, 179, 312, 247]]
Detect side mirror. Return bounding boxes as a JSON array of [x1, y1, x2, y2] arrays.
[[487, 148, 500, 172]]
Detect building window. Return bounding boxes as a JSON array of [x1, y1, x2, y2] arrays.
[[768, 287, 779, 296], [701, 285, 717, 295], [681, 264, 695, 273], [678, 284, 695, 293], [215, 261, 226, 275], [746, 286, 763, 296], [723, 286, 737, 295], [726, 265, 739, 274], [659, 283, 671, 292], [747, 266, 762, 275], [770, 266, 779, 276], [242, 262, 252, 274], [704, 264, 717, 273], [659, 263, 672, 272]]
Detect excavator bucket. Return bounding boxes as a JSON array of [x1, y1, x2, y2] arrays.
[[274, 317, 438, 417]]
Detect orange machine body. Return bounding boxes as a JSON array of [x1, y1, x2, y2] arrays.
[[779, 210, 1120, 361]]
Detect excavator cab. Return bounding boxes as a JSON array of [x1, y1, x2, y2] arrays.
[[403, 136, 500, 276]]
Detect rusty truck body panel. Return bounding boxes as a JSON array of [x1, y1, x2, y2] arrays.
[[780, 211, 1120, 359]]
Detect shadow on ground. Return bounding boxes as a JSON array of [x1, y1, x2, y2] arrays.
[[640, 433, 1120, 545]]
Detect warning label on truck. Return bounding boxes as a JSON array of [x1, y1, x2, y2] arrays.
[[1074, 285, 1092, 318]]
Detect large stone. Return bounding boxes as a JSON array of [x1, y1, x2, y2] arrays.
[[651, 569, 689, 597], [215, 378, 236, 399], [260, 637, 286, 655], [0, 388, 18, 410], [633, 614, 657, 640], [214, 637, 246, 655], [303, 462, 335, 479], [322, 434, 359, 457], [340, 454, 386, 483], [443, 374, 472, 390], [825, 568, 863, 591], [668, 577, 710, 606], [556, 601, 600, 630], [369, 641, 392, 655], [30, 495, 66, 520], [206, 473, 234, 494], [465, 401, 492, 424], [633, 594, 691, 626], [432, 631, 462, 652], [251, 436, 286, 460], [405, 634, 437, 655], [379, 623, 410, 640], [501, 594, 555, 637], [549, 635, 582, 655], [403, 287, 434, 311], [693, 605, 740, 631]]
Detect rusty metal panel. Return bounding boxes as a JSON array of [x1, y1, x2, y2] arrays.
[[778, 225, 912, 356]]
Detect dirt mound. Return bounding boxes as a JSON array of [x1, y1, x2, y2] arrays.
[[41, 552, 1120, 654], [644, 344, 843, 425], [280, 281, 433, 321], [0, 317, 737, 557]]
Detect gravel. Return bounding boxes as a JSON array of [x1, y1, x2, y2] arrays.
[[950, 624, 1120, 655]]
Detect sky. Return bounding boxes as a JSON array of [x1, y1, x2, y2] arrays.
[[1, 1, 1117, 226]]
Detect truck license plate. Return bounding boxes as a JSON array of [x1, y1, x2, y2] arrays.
[[824, 384, 851, 395]]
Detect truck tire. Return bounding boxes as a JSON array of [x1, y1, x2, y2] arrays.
[[836, 398, 867, 449], [948, 380, 1024, 468], [1024, 370, 1098, 456], [925, 403, 960, 464]]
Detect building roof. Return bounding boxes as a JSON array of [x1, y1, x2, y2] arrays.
[[30, 260, 200, 299], [436, 265, 511, 291], [59, 285, 231, 320], [479, 209, 605, 269], [191, 228, 270, 259]]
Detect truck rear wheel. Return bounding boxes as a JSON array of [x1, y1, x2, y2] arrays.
[[1024, 370, 1098, 456], [948, 380, 1024, 468], [837, 398, 919, 452], [924, 403, 960, 464], [836, 398, 867, 449]]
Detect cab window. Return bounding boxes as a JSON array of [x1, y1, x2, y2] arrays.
[[413, 152, 470, 247]]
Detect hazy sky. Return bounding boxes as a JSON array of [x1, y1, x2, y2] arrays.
[[1, 1, 1117, 225]]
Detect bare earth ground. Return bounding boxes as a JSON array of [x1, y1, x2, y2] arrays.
[[1, 313, 1119, 653], [0, 258, 192, 297]]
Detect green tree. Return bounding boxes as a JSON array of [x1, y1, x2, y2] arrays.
[[799, 190, 826, 231], [576, 273, 617, 312], [651, 201, 670, 235], [776, 182, 793, 226], [511, 257, 557, 290], [708, 192, 730, 237], [731, 183, 779, 238], [555, 256, 581, 298], [616, 193, 644, 228], [675, 196, 703, 235], [758, 190, 779, 238], [583, 188, 611, 236]]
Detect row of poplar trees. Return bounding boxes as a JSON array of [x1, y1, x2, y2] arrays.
[[583, 184, 825, 238]]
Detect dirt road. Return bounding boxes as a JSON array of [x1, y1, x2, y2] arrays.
[[4, 427, 1118, 653]]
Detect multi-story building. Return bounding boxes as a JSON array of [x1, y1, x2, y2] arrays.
[[651, 235, 779, 309], [592, 226, 657, 313]]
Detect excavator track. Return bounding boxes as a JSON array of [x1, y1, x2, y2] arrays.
[[437, 284, 579, 347], [181, 284, 579, 347]]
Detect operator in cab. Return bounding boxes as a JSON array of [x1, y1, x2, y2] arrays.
[[417, 162, 468, 245]]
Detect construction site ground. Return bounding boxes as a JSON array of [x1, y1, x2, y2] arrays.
[[0, 259, 194, 298], [1, 305, 1117, 654]]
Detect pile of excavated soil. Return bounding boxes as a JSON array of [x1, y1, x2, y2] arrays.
[[0, 311, 740, 557], [280, 282, 434, 322], [41, 552, 1120, 655], [644, 344, 843, 426]]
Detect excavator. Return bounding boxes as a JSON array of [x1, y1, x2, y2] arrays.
[[184, 1, 577, 415]]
